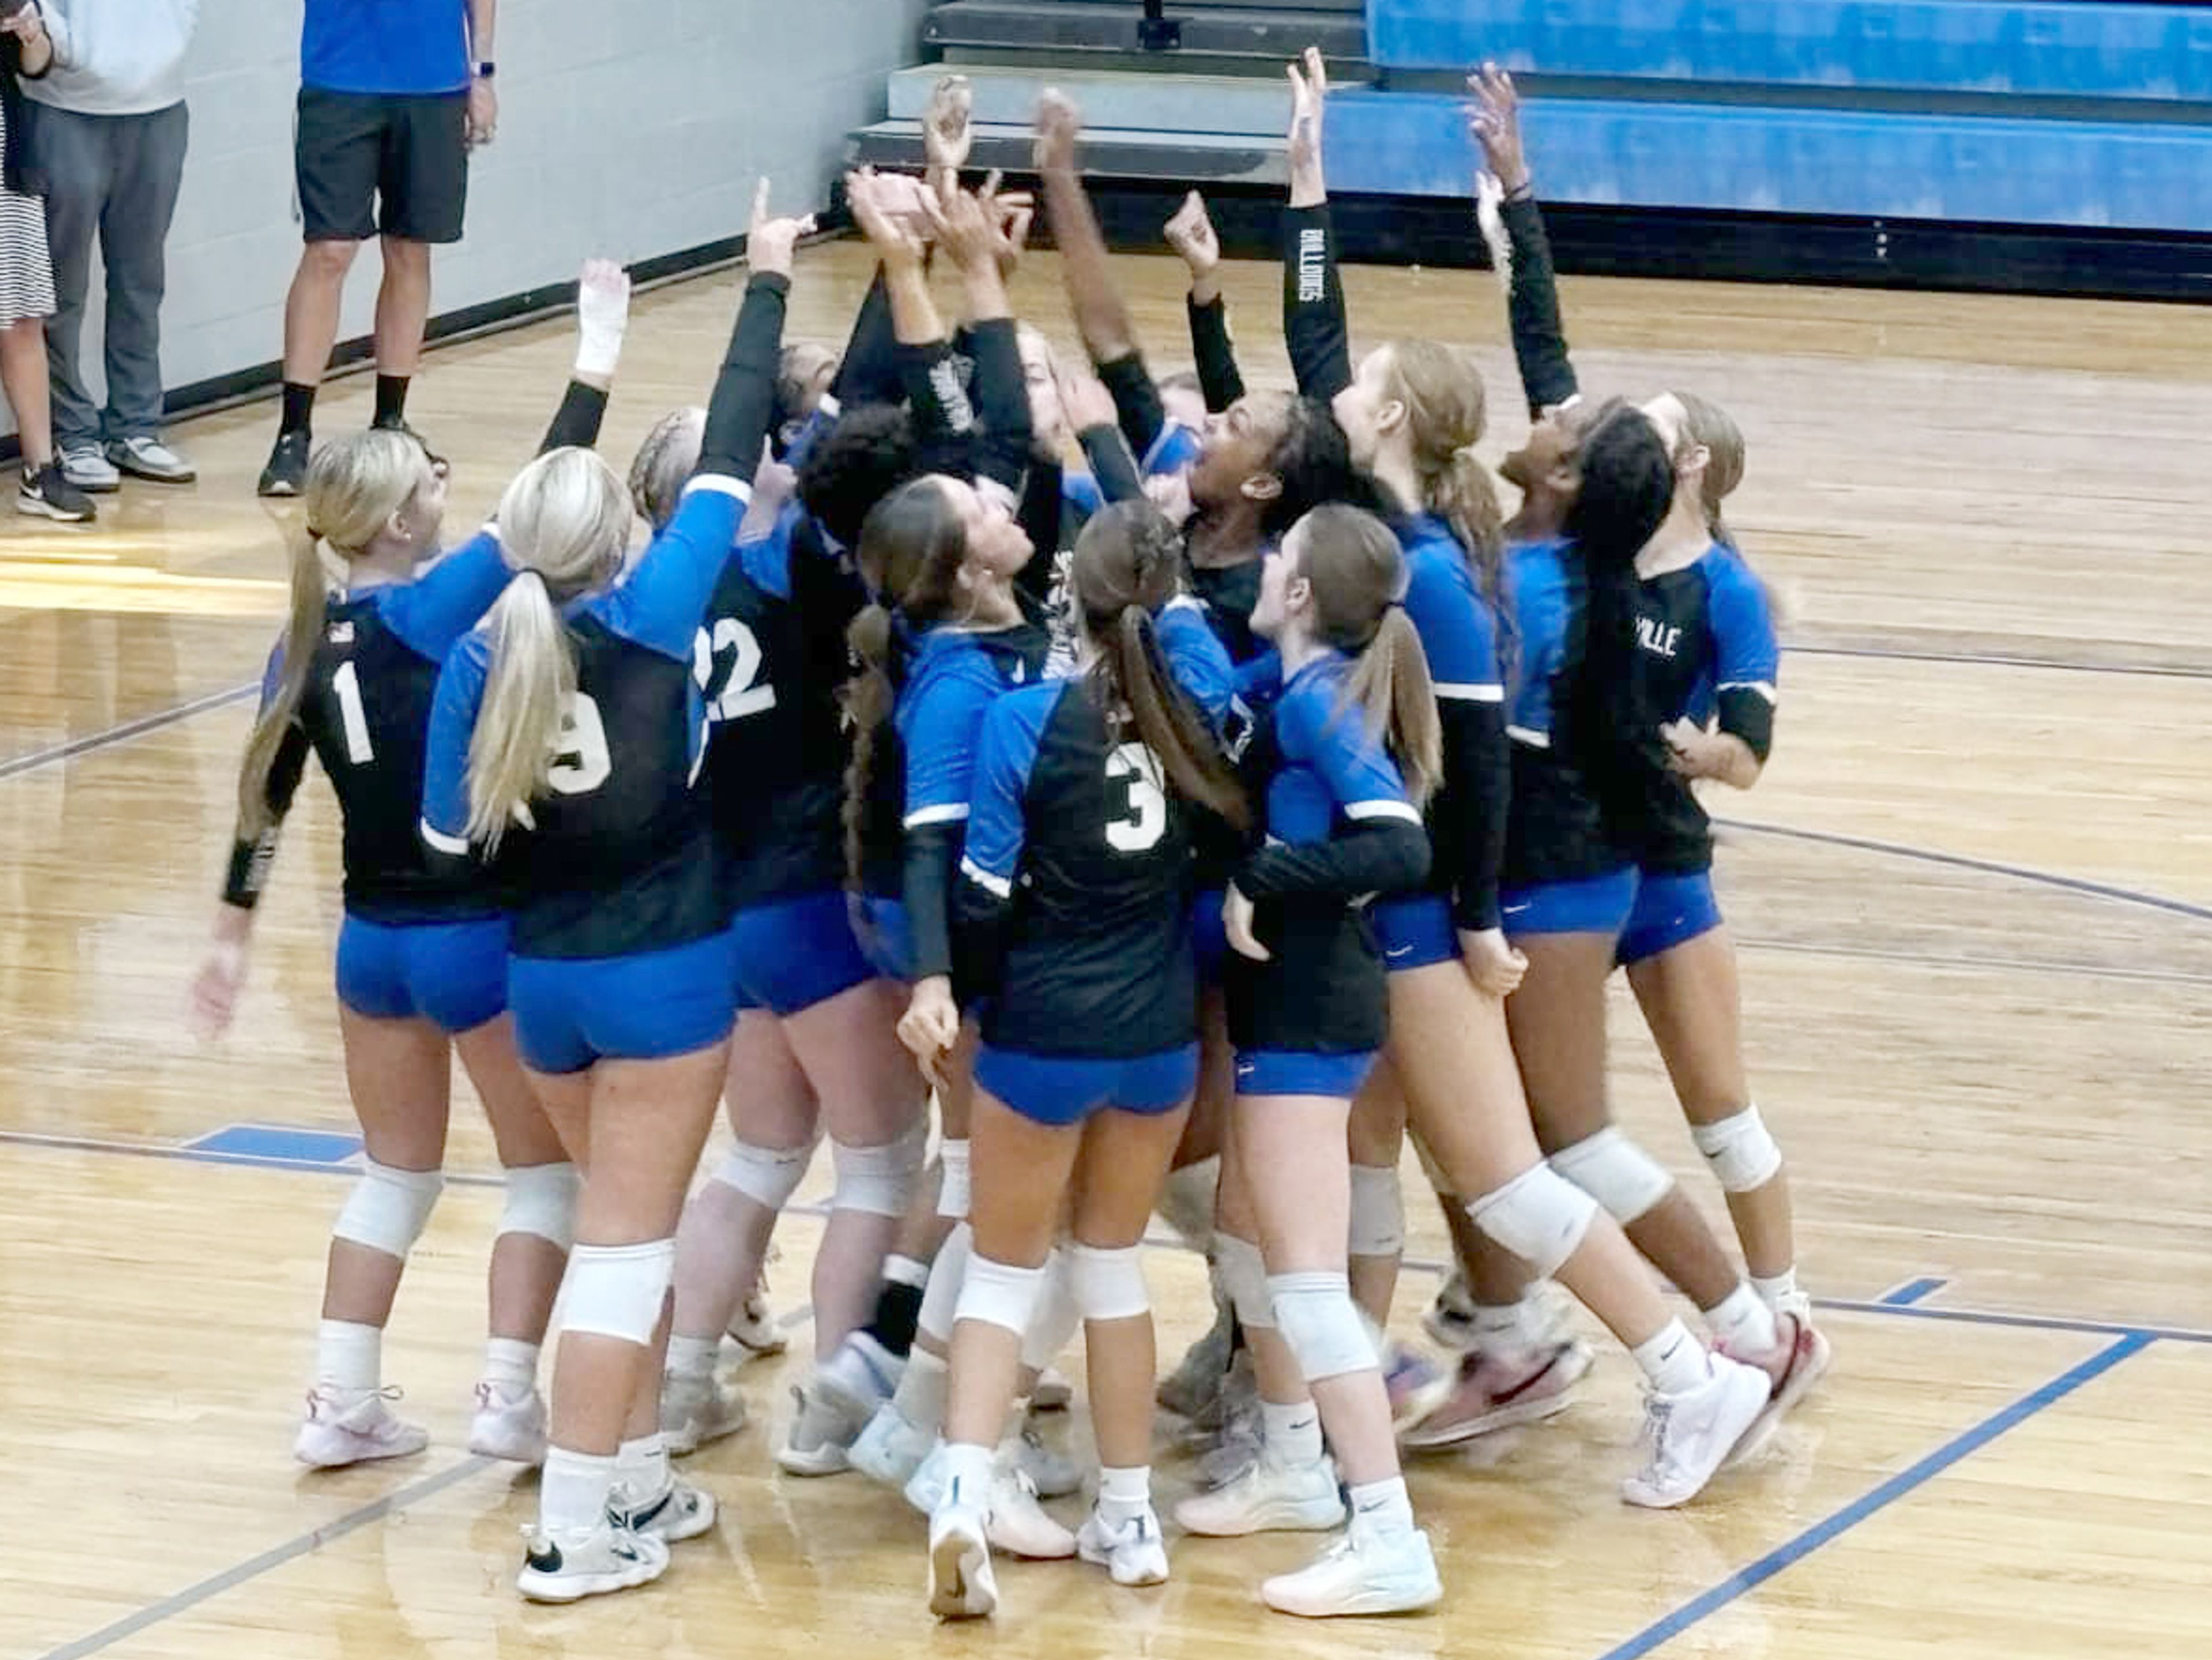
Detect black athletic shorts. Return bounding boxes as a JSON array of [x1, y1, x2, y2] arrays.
[[296, 85, 468, 245]]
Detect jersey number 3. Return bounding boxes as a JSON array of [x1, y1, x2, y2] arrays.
[[1105, 742, 1168, 854]]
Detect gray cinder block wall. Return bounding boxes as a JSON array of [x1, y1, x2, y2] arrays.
[[5, 0, 926, 438]]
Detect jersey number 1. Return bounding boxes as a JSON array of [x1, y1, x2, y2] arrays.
[[1105, 742, 1168, 854], [331, 661, 374, 764]]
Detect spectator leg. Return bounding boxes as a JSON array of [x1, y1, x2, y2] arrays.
[[24, 103, 105, 453], [99, 102, 190, 443]]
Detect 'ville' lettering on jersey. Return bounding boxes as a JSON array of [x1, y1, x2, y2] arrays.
[[1635, 617, 1682, 658]]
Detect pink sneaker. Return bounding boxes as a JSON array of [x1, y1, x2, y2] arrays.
[[1382, 1341, 1452, 1431], [1400, 1340, 1593, 1450], [294, 1385, 429, 1469]]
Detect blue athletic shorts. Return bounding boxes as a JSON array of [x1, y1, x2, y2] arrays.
[[1192, 887, 1229, 987], [1616, 869, 1723, 968], [974, 1043, 1200, 1127], [850, 894, 915, 984], [509, 930, 739, 1075], [1233, 1048, 1378, 1101], [336, 914, 508, 1034], [1501, 867, 1639, 940], [1372, 893, 1457, 972], [732, 891, 878, 1017]]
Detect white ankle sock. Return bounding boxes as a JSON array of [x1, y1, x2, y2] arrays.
[[1346, 1475, 1415, 1535], [1630, 1318, 1713, 1397], [1261, 1399, 1323, 1468], [883, 1253, 930, 1291], [316, 1319, 382, 1394], [1707, 1283, 1779, 1352], [891, 1347, 948, 1428], [1751, 1268, 1801, 1310], [938, 1439, 995, 1507], [540, 1446, 617, 1533], [666, 1333, 718, 1383], [1097, 1464, 1151, 1523], [481, 1337, 539, 1397], [616, 1432, 669, 1503]]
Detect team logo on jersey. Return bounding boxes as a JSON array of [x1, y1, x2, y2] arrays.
[[1635, 617, 1681, 658]]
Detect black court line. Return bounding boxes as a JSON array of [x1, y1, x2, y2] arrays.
[[1794, 643, 2212, 681], [1735, 935, 2212, 988], [0, 681, 257, 782]]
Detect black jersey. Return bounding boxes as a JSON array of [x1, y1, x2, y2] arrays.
[[956, 677, 1199, 1058], [230, 531, 510, 922], [697, 502, 851, 911], [424, 485, 745, 958], [1190, 558, 1264, 668], [1502, 535, 1619, 887], [1608, 543, 1780, 874]]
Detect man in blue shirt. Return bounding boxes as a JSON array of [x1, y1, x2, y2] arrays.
[[257, 0, 497, 498]]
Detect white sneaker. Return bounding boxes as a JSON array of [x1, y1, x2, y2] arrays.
[[725, 1283, 788, 1364], [1173, 1454, 1344, 1537], [905, 1446, 1077, 1557], [294, 1385, 429, 1469], [613, 1476, 718, 1544], [661, 1366, 747, 1457], [928, 1491, 997, 1620], [1014, 1426, 1083, 1499], [108, 436, 196, 483], [1029, 1365, 1074, 1412], [468, 1381, 548, 1464], [517, 1519, 669, 1604], [59, 442, 119, 492], [850, 1401, 935, 1488], [775, 1381, 856, 1477], [812, 1332, 905, 1426], [1077, 1503, 1169, 1587], [1260, 1515, 1442, 1618], [1621, 1353, 1772, 1509], [1717, 1310, 1832, 1466]]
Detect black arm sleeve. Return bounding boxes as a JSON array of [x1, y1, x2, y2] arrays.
[[1014, 457, 1066, 607], [1095, 351, 1167, 464], [1435, 700, 1512, 933], [1502, 194, 1580, 418], [1716, 689, 1776, 764], [538, 381, 610, 456], [1237, 820, 1430, 903], [1188, 293, 1247, 413], [897, 339, 979, 479], [219, 724, 312, 909], [903, 822, 964, 984], [829, 264, 901, 408], [966, 317, 1034, 498], [698, 271, 788, 480], [1282, 203, 1351, 403], [1079, 423, 1143, 505], [952, 874, 1015, 1007]]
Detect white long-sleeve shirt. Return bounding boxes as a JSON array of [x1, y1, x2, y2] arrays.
[[24, 0, 200, 117]]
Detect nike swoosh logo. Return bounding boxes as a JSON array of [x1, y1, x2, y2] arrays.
[[1503, 903, 1532, 916], [1385, 946, 1414, 960]]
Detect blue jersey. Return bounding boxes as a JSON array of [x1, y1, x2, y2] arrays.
[[1226, 652, 1430, 1058], [1614, 541, 1780, 873], [422, 483, 747, 958], [958, 676, 1199, 1058], [1502, 535, 1618, 886], [238, 530, 509, 923], [303, 0, 469, 95]]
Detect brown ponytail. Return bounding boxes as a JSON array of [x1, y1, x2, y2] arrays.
[[840, 600, 899, 891], [1345, 604, 1443, 806]]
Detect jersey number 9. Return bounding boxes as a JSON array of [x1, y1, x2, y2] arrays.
[[548, 693, 612, 795], [1105, 742, 1168, 854]]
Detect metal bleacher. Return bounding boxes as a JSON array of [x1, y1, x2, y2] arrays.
[[850, 1, 2212, 298]]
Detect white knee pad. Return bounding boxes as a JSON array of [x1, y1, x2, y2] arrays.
[[1069, 1243, 1150, 1324], [1268, 1272, 1377, 1382], [332, 1161, 444, 1258], [1472, 1164, 1599, 1279], [917, 1222, 972, 1344], [1550, 1127, 1675, 1225], [1692, 1106, 1783, 1193], [1022, 1249, 1080, 1370], [497, 1160, 579, 1249], [561, 1239, 675, 1345], [1215, 1232, 1273, 1329], [710, 1136, 816, 1210], [956, 1253, 1047, 1338], [936, 1138, 972, 1221], [831, 1121, 927, 1218], [1348, 1162, 1406, 1257]]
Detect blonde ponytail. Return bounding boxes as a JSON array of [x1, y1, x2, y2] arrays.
[[1347, 604, 1442, 806], [236, 524, 330, 837], [465, 572, 575, 850]]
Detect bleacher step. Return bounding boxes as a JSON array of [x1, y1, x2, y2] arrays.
[[850, 118, 1289, 185], [890, 63, 1354, 138], [925, 1, 1366, 64]]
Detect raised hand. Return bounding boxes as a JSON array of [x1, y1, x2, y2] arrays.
[[748, 177, 817, 279], [1033, 89, 1081, 174], [573, 257, 631, 382], [1286, 46, 1329, 206], [923, 73, 975, 176], [844, 168, 926, 266], [922, 172, 1004, 274], [989, 187, 1036, 278], [1056, 359, 1119, 435], [1466, 63, 1529, 193], [1164, 190, 1222, 280]]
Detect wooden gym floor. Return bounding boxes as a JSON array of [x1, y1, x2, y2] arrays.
[[3, 238, 2210, 1660]]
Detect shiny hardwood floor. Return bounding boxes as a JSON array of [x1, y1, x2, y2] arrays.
[[3, 238, 2210, 1660]]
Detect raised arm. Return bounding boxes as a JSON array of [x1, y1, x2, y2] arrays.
[[1165, 191, 1247, 412], [1281, 49, 1351, 402], [537, 259, 631, 454], [926, 175, 1034, 498], [1471, 66, 1579, 417]]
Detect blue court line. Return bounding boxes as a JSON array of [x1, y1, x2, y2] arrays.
[[0, 680, 257, 782], [1877, 1276, 1949, 1306], [36, 1456, 493, 1660], [1714, 817, 2212, 926], [1794, 643, 2212, 682], [1593, 1331, 2154, 1660]]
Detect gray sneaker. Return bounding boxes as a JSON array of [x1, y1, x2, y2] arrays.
[[109, 436, 196, 483], [60, 443, 120, 492]]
